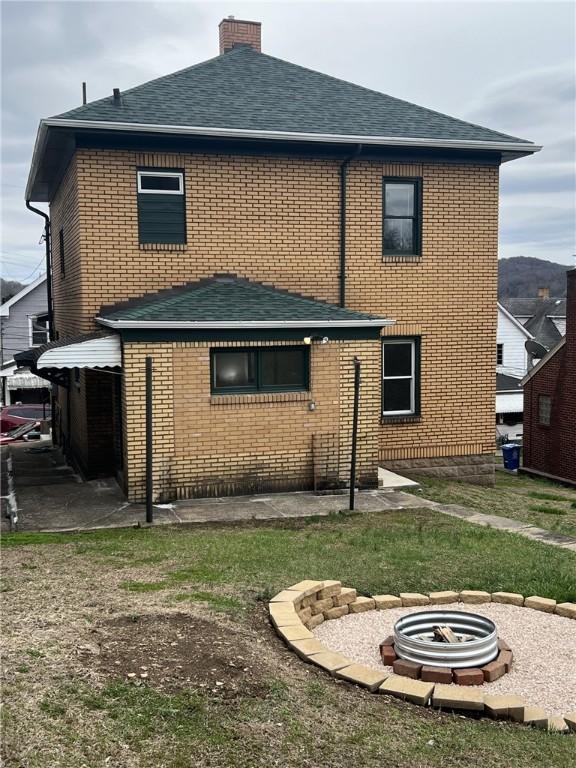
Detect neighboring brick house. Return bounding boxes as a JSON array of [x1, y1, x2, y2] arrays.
[[20, 19, 540, 501], [521, 269, 576, 486]]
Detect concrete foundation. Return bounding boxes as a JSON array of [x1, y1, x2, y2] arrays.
[[382, 453, 496, 487]]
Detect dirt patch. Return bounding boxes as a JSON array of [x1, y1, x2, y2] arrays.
[[93, 612, 269, 698]]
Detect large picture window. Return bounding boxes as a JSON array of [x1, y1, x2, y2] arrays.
[[382, 338, 420, 416], [211, 346, 309, 394], [382, 178, 422, 256], [137, 170, 186, 245]]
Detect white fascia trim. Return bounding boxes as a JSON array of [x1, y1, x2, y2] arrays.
[[497, 302, 534, 339], [521, 337, 566, 385], [96, 317, 394, 330], [0, 274, 47, 317], [42, 118, 542, 152]]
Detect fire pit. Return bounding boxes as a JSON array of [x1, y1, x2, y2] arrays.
[[379, 609, 511, 685], [394, 610, 498, 668]]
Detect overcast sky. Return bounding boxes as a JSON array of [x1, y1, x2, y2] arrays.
[[1, 0, 575, 283]]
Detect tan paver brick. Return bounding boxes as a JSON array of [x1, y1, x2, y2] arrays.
[[432, 683, 484, 711], [307, 613, 325, 629], [317, 580, 342, 600], [548, 716, 569, 733], [270, 590, 304, 604], [288, 638, 327, 658], [428, 590, 459, 605], [310, 597, 334, 615], [524, 596, 556, 613], [286, 580, 325, 597], [400, 592, 430, 607], [563, 711, 576, 732], [373, 594, 402, 609], [484, 694, 525, 720], [333, 587, 357, 607], [555, 602, 576, 619], [277, 624, 314, 642], [308, 650, 351, 674], [349, 596, 376, 613], [324, 605, 349, 620], [459, 590, 491, 604], [336, 663, 389, 692], [522, 706, 548, 728], [491, 591, 524, 606], [379, 675, 434, 706]]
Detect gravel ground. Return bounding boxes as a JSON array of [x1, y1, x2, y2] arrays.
[[314, 603, 576, 716]]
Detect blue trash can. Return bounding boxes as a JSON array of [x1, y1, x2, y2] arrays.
[[502, 443, 520, 471]]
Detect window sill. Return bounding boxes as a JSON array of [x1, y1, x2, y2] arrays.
[[139, 243, 187, 251], [381, 414, 421, 424], [210, 391, 312, 406], [382, 254, 422, 263]]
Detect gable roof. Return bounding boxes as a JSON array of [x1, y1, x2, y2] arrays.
[[96, 275, 392, 329], [0, 274, 46, 317], [54, 46, 530, 146], [27, 45, 540, 200], [496, 372, 523, 392], [524, 305, 564, 350], [497, 302, 533, 339], [501, 297, 567, 318], [521, 337, 566, 385]]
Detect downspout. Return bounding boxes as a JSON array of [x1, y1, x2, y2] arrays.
[[25, 201, 54, 341], [339, 144, 362, 308]]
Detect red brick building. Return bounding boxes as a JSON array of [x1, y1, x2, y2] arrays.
[[521, 268, 576, 485]]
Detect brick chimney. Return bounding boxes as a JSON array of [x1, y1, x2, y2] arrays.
[[538, 286, 550, 299], [219, 17, 261, 54]]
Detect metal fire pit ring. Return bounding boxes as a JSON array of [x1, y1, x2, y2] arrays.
[[394, 610, 498, 669]]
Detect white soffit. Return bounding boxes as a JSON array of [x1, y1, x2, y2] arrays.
[[36, 335, 121, 369]]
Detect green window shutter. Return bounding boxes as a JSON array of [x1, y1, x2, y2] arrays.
[[137, 193, 186, 244]]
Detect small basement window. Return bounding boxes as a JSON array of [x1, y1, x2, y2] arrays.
[[538, 394, 552, 426], [211, 347, 309, 394], [137, 170, 186, 245]]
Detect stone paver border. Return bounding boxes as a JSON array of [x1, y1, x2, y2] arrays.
[[269, 580, 575, 734]]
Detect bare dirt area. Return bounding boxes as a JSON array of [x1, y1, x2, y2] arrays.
[[94, 612, 270, 699]]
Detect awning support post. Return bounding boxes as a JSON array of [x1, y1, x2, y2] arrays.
[[349, 356, 361, 511], [145, 356, 153, 524]]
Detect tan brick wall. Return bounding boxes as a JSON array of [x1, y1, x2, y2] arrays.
[[122, 339, 380, 501], [50, 148, 499, 471]]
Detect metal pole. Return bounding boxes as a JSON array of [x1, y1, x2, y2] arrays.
[[349, 357, 361, 511], [145, 356, 153, 524]]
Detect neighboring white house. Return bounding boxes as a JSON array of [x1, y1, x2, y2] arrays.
[[495, 302, 533, 442], [0, 275, 50, 406]]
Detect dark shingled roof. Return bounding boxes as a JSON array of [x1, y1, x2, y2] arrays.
[[501, 298, 567, 318], [98, 275, 388, 325], [54, 45, 528, 144], [496, 373, 523, 392]]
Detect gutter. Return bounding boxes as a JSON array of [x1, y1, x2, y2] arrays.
[[339, 145, 362, 307], [25, 202, 53, 341], [96, 318, 394, 330], [26, 118, 542, 200]]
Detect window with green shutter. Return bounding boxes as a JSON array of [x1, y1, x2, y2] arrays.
[[137, 170, 186, 245]]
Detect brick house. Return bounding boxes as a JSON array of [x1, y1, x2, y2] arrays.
[[521, 269, 575, 486], [20, 19, 540, 501]]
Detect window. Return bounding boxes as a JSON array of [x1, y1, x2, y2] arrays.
[[497, 344, 504, 365], [59, 228, 65, 276], [211, 347, 309, 394], [538, 395, 552, 426], [29, 313, 49, 346], [137, 170, 186, 245], [382, 338, 420, 416], [382, 178, 422, 256]]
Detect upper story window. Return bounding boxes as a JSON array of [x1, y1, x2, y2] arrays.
[[382, 337, 421, 416], [497, 343, 504, 365], [538, 395, 552, 426], [211, 346, 309, 395], [29, 313, 49, 346], [382, 178, 422, 257], [137, 170, 186, 245], [59, 228, 65, 276]]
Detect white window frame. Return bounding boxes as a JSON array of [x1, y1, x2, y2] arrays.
[[137, 171, 184, 195], [382, 339, 416, 416], [28, 315, 49, 347]]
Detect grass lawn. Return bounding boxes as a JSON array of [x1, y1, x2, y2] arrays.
[[410, 471, 576, 537], [2, 508, 575, 767]]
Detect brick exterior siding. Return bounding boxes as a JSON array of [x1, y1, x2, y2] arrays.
[[48, 147, 499, 494], [522, 269, 576, 484]]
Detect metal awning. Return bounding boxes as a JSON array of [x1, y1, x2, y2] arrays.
[[6, 371, 50, 390], [35, 334, 121, 370]]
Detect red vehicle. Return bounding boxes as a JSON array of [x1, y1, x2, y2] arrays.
[[0, 421, 42, 445], [0, 404, 50, 433]]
